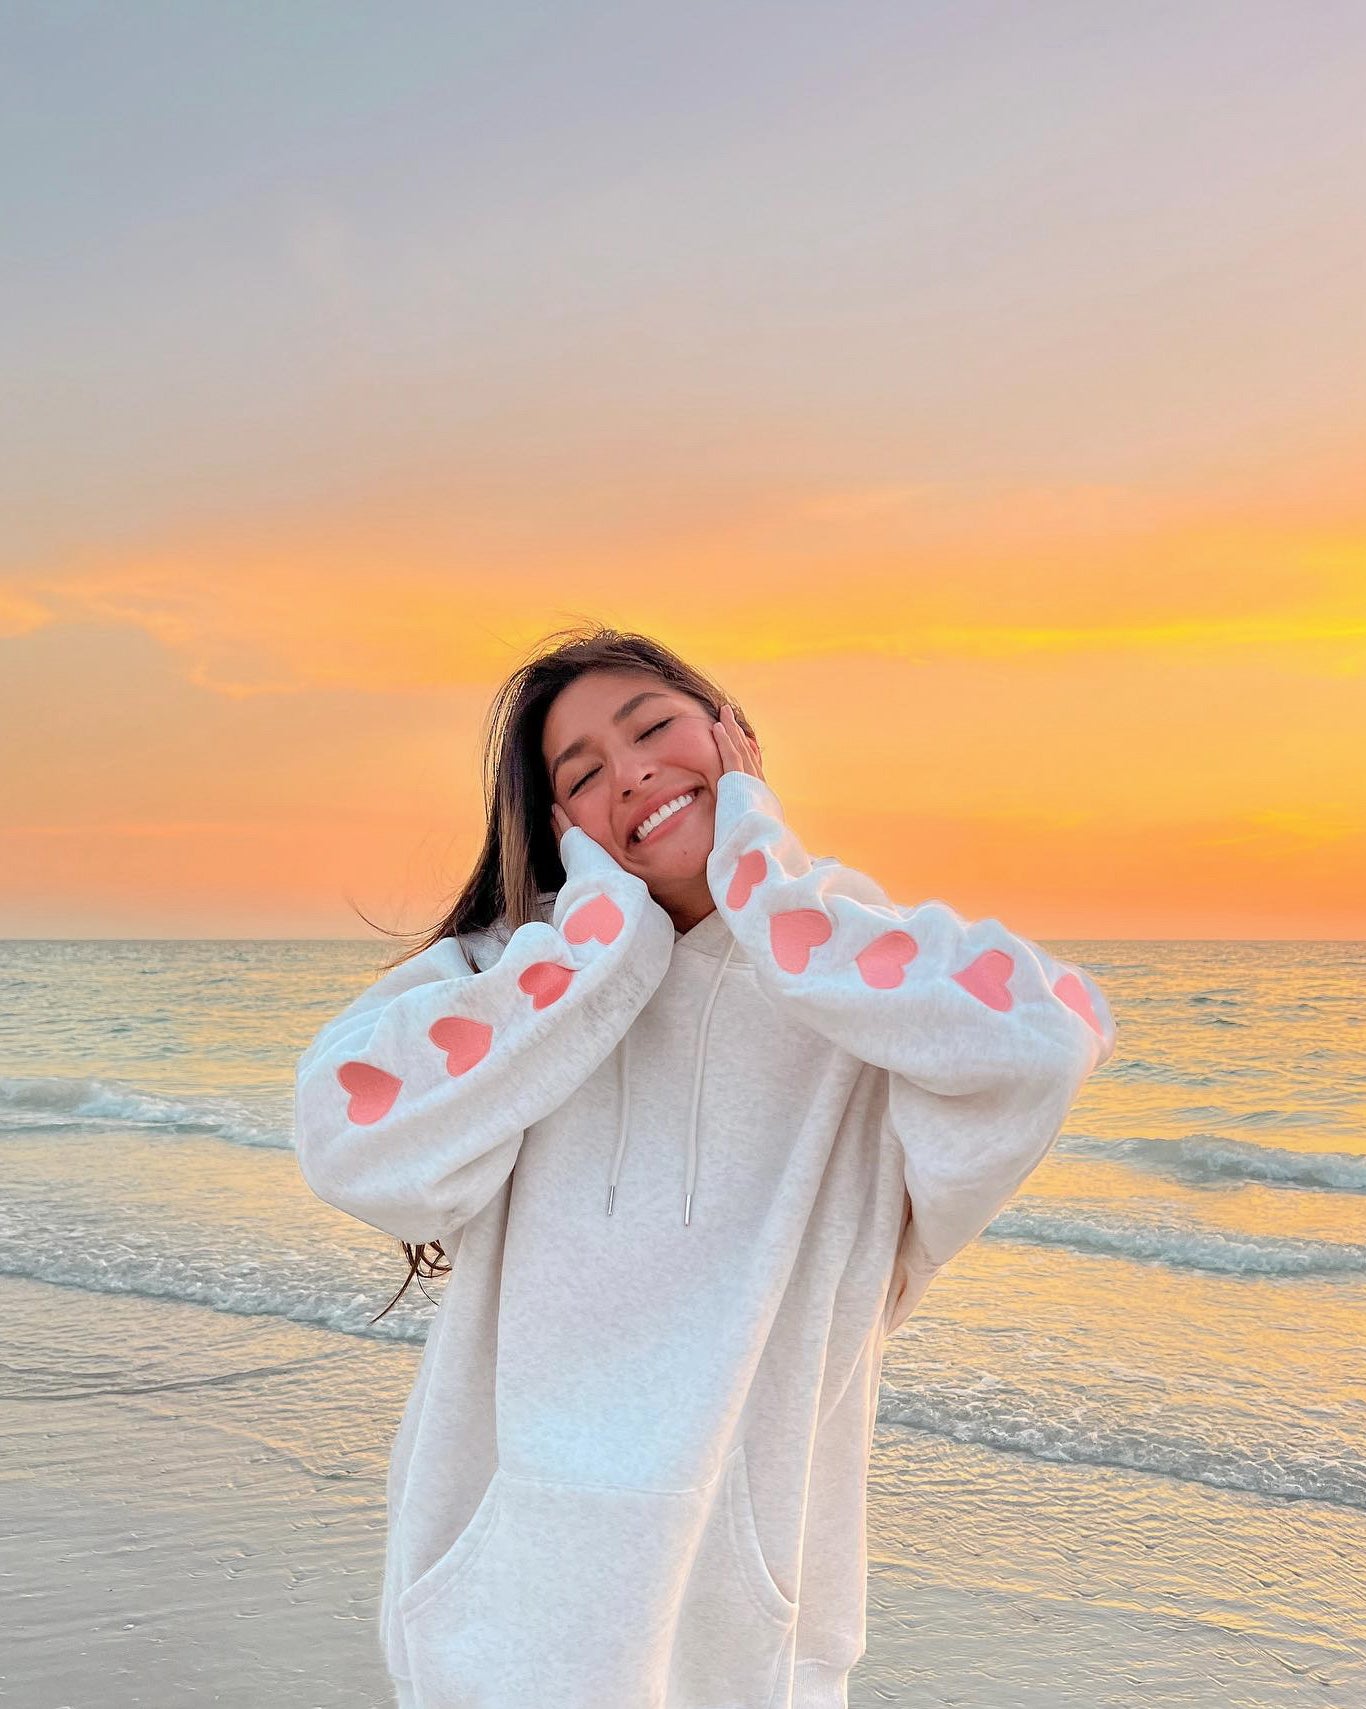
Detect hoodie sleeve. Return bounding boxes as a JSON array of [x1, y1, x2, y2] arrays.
[[705, 768, 1117, 1303], [293, 825, 677, 1247]]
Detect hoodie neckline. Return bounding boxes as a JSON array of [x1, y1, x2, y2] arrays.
[[609, 923, 737, 1226], [673, 905, 750, 965], [521, 884, 745, 1224]]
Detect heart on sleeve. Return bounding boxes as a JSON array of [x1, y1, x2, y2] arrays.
[[336, 1060, 402, 1125], [1054, 971, 1103, 1035], [952, 948, 1015, 1012], [563, 893, 625, 946], [770, 908, 833, 974], [726, 849, 768, 910], [428, 1014, 494, 1075], [855, 929, 919, 989], [520, 961, 574, 1009]]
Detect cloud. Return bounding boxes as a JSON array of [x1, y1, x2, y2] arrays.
[[0, 589, 56, 639]]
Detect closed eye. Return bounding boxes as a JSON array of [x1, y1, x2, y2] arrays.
[[566, 718, 674, 797]]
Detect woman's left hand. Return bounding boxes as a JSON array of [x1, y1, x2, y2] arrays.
[[712, 703, 765, 780]]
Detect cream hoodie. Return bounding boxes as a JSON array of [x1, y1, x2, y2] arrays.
[[293, 768, 1117, 1709]]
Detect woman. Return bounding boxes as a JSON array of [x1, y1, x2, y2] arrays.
[[293, 625, 1117, 1709]]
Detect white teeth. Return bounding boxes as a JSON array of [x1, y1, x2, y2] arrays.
[[633, 792, 695, 841]]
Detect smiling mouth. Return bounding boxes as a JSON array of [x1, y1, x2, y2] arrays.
[[630, 791, 701, 847]]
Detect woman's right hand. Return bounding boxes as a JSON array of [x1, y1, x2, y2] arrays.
[[551, 802, 572, 846]]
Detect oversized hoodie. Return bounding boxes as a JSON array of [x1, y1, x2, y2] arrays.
[[293, 768, 1117, 1709]]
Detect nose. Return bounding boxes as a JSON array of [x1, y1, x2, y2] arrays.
[[613, 755, 656, 795]]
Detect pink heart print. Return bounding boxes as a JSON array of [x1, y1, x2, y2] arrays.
[[952, 948, 1015, 1012], [1054, 970, 1103, 1035], [770, 908, 833, 974], [428, 1014, 494, 1075], [726, 849, 768, 910], [519, 961, 574, 1010], [336, 1059, 402, 1125], [563, 893, 625, 946], [855, 929, 919, 989]]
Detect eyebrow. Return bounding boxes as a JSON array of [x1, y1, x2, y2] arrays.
[[548, 690, 673, 786]]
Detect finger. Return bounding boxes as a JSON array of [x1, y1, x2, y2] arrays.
[[716, 711, 748, 775], [715, 729, 738, 774], [712, 713, 739, 773], [721, 705, 756, 776], [729, 706, 763, 779]]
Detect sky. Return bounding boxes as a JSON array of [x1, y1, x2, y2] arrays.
[[2, 1, 1363, 939]]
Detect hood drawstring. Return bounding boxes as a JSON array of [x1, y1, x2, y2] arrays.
[[605, 936, 737, 1226]]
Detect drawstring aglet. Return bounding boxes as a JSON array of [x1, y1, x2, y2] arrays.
[[683, 1191, 692, 1226], [606, 1184, 615, 1216]]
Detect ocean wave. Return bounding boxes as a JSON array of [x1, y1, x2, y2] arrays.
[[1160, 1105, 1327, 1129], [0, 1250, 431, 1345], [1108, 1059, 1223, 1087], [0, 1074, 288, 1150], [1065, 1134, 1366, 1195], [875, 1382, 1364, 1512], [1238, 1107, 1334, 1128], [986, 1206, 1366, 1277]]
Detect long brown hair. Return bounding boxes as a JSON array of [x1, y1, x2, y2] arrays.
[[359, 622, 756, 1321]]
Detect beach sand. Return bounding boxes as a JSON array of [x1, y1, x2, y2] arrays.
[[8, 1271, 1361, 1708]]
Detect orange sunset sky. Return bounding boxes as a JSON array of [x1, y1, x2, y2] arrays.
[[2, 6, 1363, 940]]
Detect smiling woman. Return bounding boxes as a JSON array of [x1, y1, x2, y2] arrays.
[[437, 624, 754, 942], [540, 663, 761, 936], [291, 620, 1116, 1709]]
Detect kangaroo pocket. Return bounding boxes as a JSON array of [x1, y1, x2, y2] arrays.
[[397, 1443, 798, 1709], [668, 1442, 799, 1707]]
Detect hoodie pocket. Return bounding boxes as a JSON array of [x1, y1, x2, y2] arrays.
[[720, 1440, 797, 1629], [668, 1441, 798, 1706], [397, 1466, 506, 1634], [397, 1447, 797, 1709]]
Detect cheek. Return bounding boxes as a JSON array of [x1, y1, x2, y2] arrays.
[[669, 725, 723, 785], [577, 803, 615, 842]]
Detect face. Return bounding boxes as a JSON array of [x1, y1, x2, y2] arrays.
[[542, 669, 730, 883]]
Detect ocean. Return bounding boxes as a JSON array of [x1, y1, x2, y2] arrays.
[[2, 937, 1362, 1707]]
